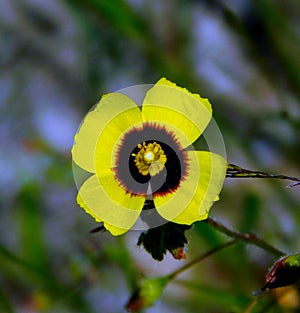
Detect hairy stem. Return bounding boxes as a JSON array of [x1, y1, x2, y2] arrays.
[[205, 217, 284, 257], [166, 240, 237, 281], [226, 164, 300, 186]]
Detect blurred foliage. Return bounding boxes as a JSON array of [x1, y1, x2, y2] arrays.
[[0, 0, 299, 312]]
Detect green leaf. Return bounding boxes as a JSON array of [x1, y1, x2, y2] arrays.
[[17, 182, 48, 272], [240, 192, 261, 233], [177, 280, 251, 312], [0, 287, 15, 313]]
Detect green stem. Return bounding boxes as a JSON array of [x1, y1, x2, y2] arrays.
[[226, 164, 300, 186], [205, 217, 284, 257], [166, 240, 237, 281]]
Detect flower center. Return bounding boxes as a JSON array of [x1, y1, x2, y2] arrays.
[[132, 142, 167, 176], [114, 124, 188, 196]]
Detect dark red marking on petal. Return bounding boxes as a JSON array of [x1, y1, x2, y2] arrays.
[[113, 122, 189, 197]]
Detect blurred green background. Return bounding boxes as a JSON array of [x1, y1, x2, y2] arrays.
[[1, 0, 299, 312]]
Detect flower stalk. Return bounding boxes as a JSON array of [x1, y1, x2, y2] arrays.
[[126, 240, 237, 312], [205, 217, 284, 258], [166, 239, 237, 281]]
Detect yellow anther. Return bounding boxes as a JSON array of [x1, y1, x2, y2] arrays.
[[133, 142, 167, 176]]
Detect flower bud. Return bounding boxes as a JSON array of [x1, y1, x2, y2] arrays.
[[254, 254, 300, 296], [126, 277, 168, 312]]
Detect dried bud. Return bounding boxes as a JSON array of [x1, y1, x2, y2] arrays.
[[170, 247, 186, 260], [137, 221, 191, 261], [126, 277, 168, 312], [254, 254, 300, 296]]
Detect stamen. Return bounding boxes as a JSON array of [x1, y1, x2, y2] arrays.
[[133, 142, 167, 176]]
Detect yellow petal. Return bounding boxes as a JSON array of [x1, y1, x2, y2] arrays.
[[154, 151, 227, 225], [72, 92, 142, 173], [142, 78, 212, 147], [94, 98, 143, 178], [77, 174, 145, 235]]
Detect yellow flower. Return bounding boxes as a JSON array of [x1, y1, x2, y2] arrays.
[[72, 78, 227, 236]]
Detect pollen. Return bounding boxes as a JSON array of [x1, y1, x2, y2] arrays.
[[132, 142, 167, 176]]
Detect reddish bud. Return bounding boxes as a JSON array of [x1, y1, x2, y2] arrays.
[[170, 247, 186, 260], [254, 254, 300, 296]]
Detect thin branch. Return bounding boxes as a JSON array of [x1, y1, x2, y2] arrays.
[[166, 240, 237, 281], [205, 217, 285, 257], [226, 164, 300, 186]]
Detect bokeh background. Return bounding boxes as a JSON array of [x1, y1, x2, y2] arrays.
[[1, 0, 300, 312]]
